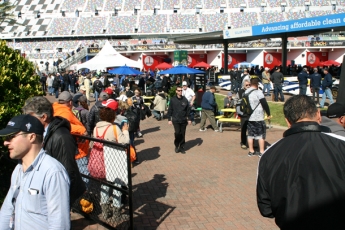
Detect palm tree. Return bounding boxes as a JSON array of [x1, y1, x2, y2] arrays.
[[0, 1, 19, 32]]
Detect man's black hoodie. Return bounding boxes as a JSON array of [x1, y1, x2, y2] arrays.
[[43, 116, 86, 205], [167, 95, 190, 123]]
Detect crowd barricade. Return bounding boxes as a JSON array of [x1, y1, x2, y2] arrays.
[[72, 134, 133, 230]]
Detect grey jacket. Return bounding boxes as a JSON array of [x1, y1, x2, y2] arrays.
[[321, 116, 345, 137]]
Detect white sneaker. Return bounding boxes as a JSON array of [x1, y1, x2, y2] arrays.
[[137, 132, 143, 137], [214, 129, 220, 132], [199, 128, 207, 131]]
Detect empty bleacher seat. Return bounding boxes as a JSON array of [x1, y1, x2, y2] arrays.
[[48, 18, 78, 36], [76, 17, 107, 35], [61, 0, 86, 12], [230, 12, 258, 28], [139, 15, 167, 33], [261, 12, 285, 24], [108, 16, 138, 34], [204, 0, 226, 9], [104, 0, 123, 11], [162, 0, 180, 10], [200, 13, 229, 32], [169, 14, 198, 30], [85, 0, 105, 12]]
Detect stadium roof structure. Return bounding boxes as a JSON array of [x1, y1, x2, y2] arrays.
[[171, 13, 345, 74], [171, 13, 345, 44]]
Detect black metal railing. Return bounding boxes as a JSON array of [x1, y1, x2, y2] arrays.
[[72, 135, 133, 230]]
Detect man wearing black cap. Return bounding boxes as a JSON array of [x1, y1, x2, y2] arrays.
[[0, 115, 70, 229], [321, 102, 345, 137]]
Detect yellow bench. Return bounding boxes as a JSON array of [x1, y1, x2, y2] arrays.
[[218, 116, 272, 132], [144, 102, 151, 107]]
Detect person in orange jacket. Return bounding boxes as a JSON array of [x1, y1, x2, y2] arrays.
[[53, 91, 89, 177]]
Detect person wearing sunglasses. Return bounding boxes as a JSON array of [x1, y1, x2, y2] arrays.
[[167, 86, 191, 154], [0, 115, 70, 229]]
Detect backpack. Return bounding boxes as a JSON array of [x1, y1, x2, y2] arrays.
[[87, 125, 111, 178], [73, 107, 86, 123], [93, 79, 103, 93], [236, 89, 260, 117]]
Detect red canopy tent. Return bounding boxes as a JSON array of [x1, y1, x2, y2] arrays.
[[155, 62, 172, 69], [320, 60, 341, 66], [193, 61, 211, 68]]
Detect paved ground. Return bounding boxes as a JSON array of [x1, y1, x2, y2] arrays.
[[48, 91, 286, 230]]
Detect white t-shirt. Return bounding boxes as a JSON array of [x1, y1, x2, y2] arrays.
[[244, 87, 265, 121], [182, 87, 195, 103]]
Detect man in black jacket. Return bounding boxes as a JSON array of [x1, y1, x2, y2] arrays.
[[167, 86, 191, 154], [257, 95, 345, 230], [270, 67, 284, 102], [22, 96, 86, 205], [310, 67, 322, 105], [88, 91, 109, 136]]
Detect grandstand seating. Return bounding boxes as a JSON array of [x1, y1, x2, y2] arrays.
[[76, 17, 107, 35], [230, 12, 258, 28], [104, 0, 123, 11], [61, 0, 86, 12], [13, 41, 39, 52], [339, 0, 345, 6], [36, 41, 61, 51], [139, 15, 167, 33], [143, 0, 161, 10], [288, 0, 306, 6], [48, 18, 78, 36], [107, 16, 138, 34], [228, 0, 242, 8], [85, 0, 105, 12], [123, 0, 141, 11], [309, 10, 332, 17], [162, 0, 180, 10], [285, 11, 306, 20], [310, 0, 330, 5], [267, 0, 281, 7], [261, 12, 285, 24], [169, 14, 198, 30], [204, 0, 226, 9], [58, 41, 81, 50], [181, 0, 202, 9], [200, 13, 229, 32], [248, 0, 262, 8]]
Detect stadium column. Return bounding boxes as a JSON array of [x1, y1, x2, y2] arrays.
[[336, 55, 345, 105], [281, 33, 288, 75], [223, 40, 229, 74]]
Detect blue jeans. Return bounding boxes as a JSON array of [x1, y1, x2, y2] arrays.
[[274, 84, 284, 102], [299, 85, 307, 95], [94, 91, 100, 100], [152, 110, 162, 119], [76, 156, 90, 186], [320, 88, 334, 107], [54, 88, 59, 98], [263, 83, 271, 96], [48, 86, 53, 94]]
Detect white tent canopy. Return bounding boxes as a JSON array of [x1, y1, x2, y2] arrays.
[[77, 41, 141, 70]]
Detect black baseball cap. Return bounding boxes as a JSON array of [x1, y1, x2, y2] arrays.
[[0, 115, 44, 136], [327, 103, 345, 118]]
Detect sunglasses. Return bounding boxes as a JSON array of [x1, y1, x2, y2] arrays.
[[3, 133, 26, 142], [176, 90, 182, 92], [245, 84, 251, 87]]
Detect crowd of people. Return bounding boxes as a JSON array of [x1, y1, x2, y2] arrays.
[[2, 61, 345, 229]]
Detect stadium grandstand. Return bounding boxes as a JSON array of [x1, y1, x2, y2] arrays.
[[2, 0, 345, 71]]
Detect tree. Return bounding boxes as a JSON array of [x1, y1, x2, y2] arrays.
[[0, 1, 19, 33], [0, 40, 43, 205]]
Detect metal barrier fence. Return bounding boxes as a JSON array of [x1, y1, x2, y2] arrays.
[[72, 135, 133, 230]]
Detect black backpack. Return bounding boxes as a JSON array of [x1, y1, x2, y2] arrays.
[[236, 89, 260, 117], [93, 80, 103, 93]]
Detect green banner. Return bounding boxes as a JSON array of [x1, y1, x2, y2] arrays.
[[173, 50, 188, 66]]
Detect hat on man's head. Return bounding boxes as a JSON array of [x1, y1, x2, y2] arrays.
[[0, 114, 44, 136], [80, 85, 86, 91], [104, 88, 113, 95], [102, 99, 118, 111], [265, 67, 269, 71], [58, 91, 72, 102], [227, 92, 232, 97], [327, 103, 345, 118], [182, 81, 188, 86], [99, 92, 109, 101]]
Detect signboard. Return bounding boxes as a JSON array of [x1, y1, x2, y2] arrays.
[[252, 13, 345, 36], [306, 52, 329, 67], [223, 27, 253, 39], [173, 50, 188, 66]]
